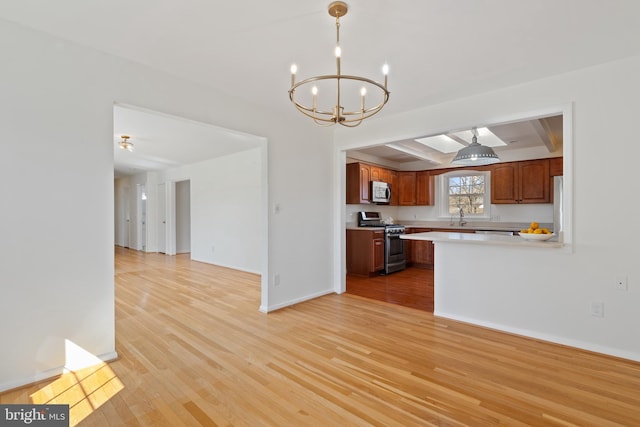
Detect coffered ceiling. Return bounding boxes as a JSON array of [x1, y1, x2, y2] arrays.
[[347, 115, 563, 168]]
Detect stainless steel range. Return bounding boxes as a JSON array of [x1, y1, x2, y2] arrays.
[[357, 212, 406, 274]]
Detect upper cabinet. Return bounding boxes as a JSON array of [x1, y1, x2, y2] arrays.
[[347, 158, 555, 206], [346, 162, 397, 205], [389, 170, 399, 206], [346, 162, 371, 204], [549, 157, 563, 176], [416, 171, 435, 206], [397, 171, 434, 206], [491, 159, 550, 204], [397, 172, 417, 205]]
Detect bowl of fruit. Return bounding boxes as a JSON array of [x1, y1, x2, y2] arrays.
[[519, 222, 555, 241]]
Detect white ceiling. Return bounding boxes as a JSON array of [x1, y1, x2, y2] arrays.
[[113, 105, 263, 177], [2, 1, 640, 173]]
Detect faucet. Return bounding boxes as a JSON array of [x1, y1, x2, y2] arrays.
[[459, 207, 467, 226]]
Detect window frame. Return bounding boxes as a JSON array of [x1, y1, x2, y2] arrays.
[[437, 170, 492, 220]]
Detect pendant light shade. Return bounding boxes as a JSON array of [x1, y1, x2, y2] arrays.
[[451, 129, 500, 166]]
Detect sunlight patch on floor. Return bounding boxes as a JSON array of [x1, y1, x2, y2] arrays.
[[29, 340, 124, 426]]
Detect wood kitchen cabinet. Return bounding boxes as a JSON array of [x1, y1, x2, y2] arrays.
[[407, 228, 434, 267], [347, 162, 397, 205], [346, 229, 385, 276], [370, 166, 392, 183], [389, 170, 398, 206], [549, 157, 563, 176], [491, 159, 550, 204], [416, 171, 435, 206], [407, 227, 475, 268], [397, 171, 417, 205], [346, 162, 371, 204], [397, 171, 434, 206]]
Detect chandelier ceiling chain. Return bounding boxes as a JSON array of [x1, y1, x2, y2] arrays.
[[289, 1, 390, 127]]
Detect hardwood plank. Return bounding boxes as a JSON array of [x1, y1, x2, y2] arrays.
[[1, 247, 640, 426]]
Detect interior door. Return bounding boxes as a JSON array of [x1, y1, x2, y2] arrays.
[[158, 183, 166, 254]]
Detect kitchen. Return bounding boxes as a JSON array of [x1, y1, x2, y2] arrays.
[[345, 114, 563, 312]]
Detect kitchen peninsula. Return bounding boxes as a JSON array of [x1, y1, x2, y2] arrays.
[[401, 230, 563, 248]]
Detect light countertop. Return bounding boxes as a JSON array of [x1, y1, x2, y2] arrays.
[[346, 221, 553, 233], [401, 231, 563, 248]]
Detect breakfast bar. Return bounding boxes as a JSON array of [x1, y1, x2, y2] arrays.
[[401, 231, 564, 248]]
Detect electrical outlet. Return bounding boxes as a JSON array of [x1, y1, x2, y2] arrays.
[[591, 302, 604, 318], [273, 203, 281, 214], [615, 276, 628, 291], [273, 273, 280, 286]]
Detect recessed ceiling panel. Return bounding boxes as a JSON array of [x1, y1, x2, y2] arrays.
[[414, 135, 464, 153]]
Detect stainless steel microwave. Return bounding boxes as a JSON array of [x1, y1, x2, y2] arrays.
[[370, 181, 391, 204]]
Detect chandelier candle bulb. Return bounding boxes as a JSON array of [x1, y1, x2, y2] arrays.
[[290, 64, 297, 86], [383, 63, 389, 87]]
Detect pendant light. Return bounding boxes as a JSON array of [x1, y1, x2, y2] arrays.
[[451, 128, 499, 165]]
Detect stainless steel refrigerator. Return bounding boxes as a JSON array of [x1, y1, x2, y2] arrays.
[[553, 176, 563, 239]]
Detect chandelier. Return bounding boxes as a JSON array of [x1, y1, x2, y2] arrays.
[[119, 135, 134, 152], [451, 128, 500, 165], [289, 1, 390, 127]]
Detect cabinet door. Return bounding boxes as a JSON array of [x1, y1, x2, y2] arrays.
[[370, 166, 381, 182], [346, 163, 371, 205], [398, 171, 417, 206], [491, 162, 519, 204], [416, 171, 434, 206], [359, 164, 371, 203], [519, 159, 550, 203], [389, 170, 398, 206], [409, 228, 433, 266], [373, 237, 384, 272]]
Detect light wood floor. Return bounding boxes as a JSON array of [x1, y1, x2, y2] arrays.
[[2, 247, 640, 426]]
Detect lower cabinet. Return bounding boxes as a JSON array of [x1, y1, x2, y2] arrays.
[[346, 229, 385, 276], [407, 228, 475, 268], [407, 228, 434, 267]]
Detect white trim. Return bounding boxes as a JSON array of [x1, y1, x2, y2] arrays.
[[434, 311, 640, 363], [260, 290, 336, 313], [0, 351, 119, 393], [437, 170, 492, 220]]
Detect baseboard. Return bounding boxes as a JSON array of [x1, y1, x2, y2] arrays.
[[434, 310, 640, 363], [0, 351, 119, 394], [260, 289, 335, 313]]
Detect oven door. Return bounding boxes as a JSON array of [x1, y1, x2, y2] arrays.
[[385, 233, 406, 274]]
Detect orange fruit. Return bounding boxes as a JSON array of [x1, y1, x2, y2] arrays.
[[530, 221, 539, 230]]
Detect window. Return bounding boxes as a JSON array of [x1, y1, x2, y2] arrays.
[[438, 171, 491, 218]]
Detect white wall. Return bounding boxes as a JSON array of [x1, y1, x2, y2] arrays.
[[0, 18, 335, 391], [156, 148, 264, 274], [335, 55, 640, 361]]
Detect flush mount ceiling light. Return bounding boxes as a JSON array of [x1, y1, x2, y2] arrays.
[[451, 128, 500, 166], [119, 135, 134, 152], [289, 1, 390, 127]]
